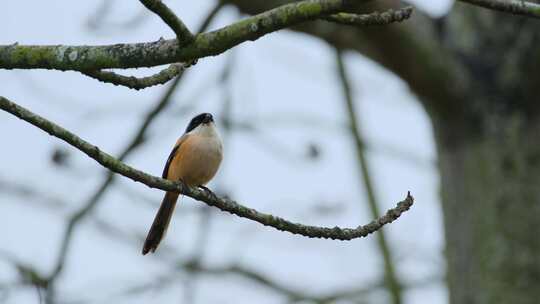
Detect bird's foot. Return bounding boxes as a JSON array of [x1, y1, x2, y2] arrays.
[[198, 185, 218, 200]]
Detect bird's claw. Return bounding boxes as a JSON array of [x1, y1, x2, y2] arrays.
[[198, 185, 217, 200]]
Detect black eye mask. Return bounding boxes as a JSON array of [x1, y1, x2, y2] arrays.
[[185, 113, 213, 133]]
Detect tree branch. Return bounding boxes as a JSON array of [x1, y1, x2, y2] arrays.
[[324, 6, 413, 27], [83, 0, 195, 90], [46, 72, 189, 287], [138, 0, 194, 44], [79, 1, 225, 90], [81, 62, 191, 90], [183, 261, 440, 303], [336, 49, 402, 304], [457, 0, 540, 18], [223, 0, 470, 123], [0, 0, 366, 71], [0, 96, 413, 240], [40, 7, 225, 294], [183, 262, 317, 301], [85, 0, 183, 91]]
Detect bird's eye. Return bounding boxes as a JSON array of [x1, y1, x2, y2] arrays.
[[204, 113, 213, 122]]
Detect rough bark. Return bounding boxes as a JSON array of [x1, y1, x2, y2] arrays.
[[433, 3, 540, 303], [436, 114, 540, 304]]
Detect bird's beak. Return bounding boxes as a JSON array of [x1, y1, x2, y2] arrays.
[[202, 114, 214, 124]]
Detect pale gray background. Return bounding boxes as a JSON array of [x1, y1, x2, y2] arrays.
[[1, 0, 450, 303]]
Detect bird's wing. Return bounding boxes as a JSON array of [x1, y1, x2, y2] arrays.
[[162, 134, 189, 179]]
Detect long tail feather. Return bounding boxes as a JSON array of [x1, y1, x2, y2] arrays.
[[142, 192, 179, 255]]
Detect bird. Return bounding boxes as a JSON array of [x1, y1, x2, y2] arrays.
[[142, 113, 223, 255]]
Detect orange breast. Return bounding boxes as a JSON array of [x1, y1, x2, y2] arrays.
[[167, 135, 222, 186]]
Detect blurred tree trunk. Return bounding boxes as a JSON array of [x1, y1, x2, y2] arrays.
[[436, 113, 540, 304], [226, 1, 540, 303], [434, 3, 540, 303]]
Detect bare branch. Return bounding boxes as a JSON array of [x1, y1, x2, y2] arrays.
[[79, 2, 224, 90], [86, 0, 150, 32], [0, 177, 67, 211], [81, 62, 191, 90], [336, 50, 402, 304], [87, 0, 196, 91], [0, 96, 413, 241], [224, 0, 470, 122], [183, 262, 312, 301], [138, 0, 194, 44], [325, 6, 413, 27], [183, 261, 441, 303], [458, 0, 540, 18], [39, 7, 226, 294], [46, 74, 188, 285], [0, 0, 365, 71]]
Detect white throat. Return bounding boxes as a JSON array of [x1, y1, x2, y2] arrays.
[[189, 122, 219, 138]]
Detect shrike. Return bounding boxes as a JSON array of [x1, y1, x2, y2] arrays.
[[142, 113, 223, 255]]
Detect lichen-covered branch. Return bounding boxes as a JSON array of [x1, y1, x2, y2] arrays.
[[458, 0, 540, 18], [0, 96, 413, 240], [43, 6, 225, 291], [80, 1, 223, 90], [79, 0, 196, 90], [325, 6, 413, 27], [81, 62, 192, 90], [46, 72, 188, 287], [138, 0, 194, 44], [0, 0, 361, 71]]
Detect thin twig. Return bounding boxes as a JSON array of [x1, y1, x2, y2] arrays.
[[46, 73, 186, 283], [82, 0, 196, 90], [182, 206, 212, 304], [182, 52, 236, 304], [0, 96, 414, 241], [81, 62, 190, 90], [138, 0, 194, 44], [36, 4, 226, 297], [336, 50, 402, 304], [183, 262, 440, 303], [0, 177, 67, 211], [80, 2, 224, 90], [86, 0, 150, 32], [458, 0, 540, 18], [325, 6, 413, 27], [42, 77, 186, 303], [183, 262, 311, 301]]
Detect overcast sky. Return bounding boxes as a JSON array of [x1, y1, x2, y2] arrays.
[[1, 0, 452, 303]]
